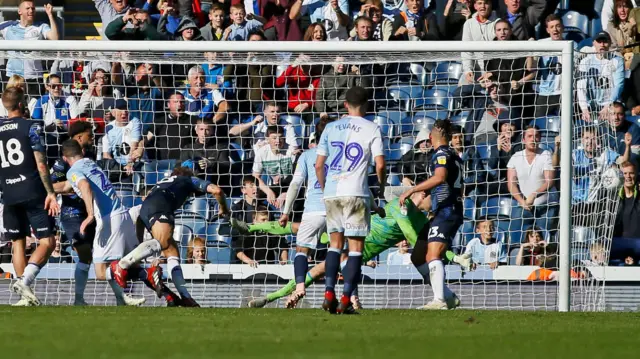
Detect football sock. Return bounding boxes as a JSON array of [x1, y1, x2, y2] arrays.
[[428, 260, 445, 302], [167, 256, 191, 299], [294, 252, 308, 284], [342, 251, 362, 297], [266, 273, 314, 302], [119, 239, 161, 269], [107, 279, 127, 306], [74, 262, 90, 302], [22, 263, 41, 287], [249, 221, 293, 235], [324, 248, 341, 293]]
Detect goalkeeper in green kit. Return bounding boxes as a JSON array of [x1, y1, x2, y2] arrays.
[[232, 191, 471, 309]]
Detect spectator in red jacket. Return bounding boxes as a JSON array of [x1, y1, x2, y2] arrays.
[[275, 56, 322, 114]]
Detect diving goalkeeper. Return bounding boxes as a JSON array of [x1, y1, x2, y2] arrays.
[[232, 191, 471, 309]]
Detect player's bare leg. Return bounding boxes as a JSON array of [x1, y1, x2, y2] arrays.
[[11, 236, 55, 306], [11, 239, 27, 277], [322, 231, 344, 314]]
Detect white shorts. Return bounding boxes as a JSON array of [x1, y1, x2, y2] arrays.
[[93, 211, 138, 264], [296, 213, 326, 249], [325, 197, 370, 238]]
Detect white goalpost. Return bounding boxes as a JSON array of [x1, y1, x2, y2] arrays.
[[0, 39, 612, 311]]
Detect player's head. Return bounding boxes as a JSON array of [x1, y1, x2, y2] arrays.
[[68, 121, 95, 150], [314, 116, 333, 143], [344, 86, 369, 116], [581, 127, 598, 154], [241, 176, 257, 199], [266, 125, 285, 150], [255, 205, 269, 223], [18, 0, 35, 25], [171, 166, 195, 177], [61, 139, 84, 165], [475, 219, 495, 242], [410, 191, 430, 210], [263, 101, 280, 125], [431, 119, 453, 147], [621, 161, 637, 189], [522, 125, 540, 152], [2, 86, 27, 116]]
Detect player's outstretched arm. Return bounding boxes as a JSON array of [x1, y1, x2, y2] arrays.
[[33, 150, 60, 216], [53, 181, 73, 194], [76, 179, 96, 235], [374, 155, 386, 199], [279, 174, 305, 227], [207, 184, 229, 216]]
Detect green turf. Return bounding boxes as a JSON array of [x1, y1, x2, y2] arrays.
[[0, 307, 637, 359]]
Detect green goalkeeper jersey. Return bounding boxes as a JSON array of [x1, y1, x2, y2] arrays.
[[368, 199, 428, 249]]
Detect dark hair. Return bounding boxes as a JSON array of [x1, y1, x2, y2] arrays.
[[304, 23, 327, 41], [451, 124, 463, 135], [2, 86, 25, 112], [612, 0, 634, 28], [354, 16, 374, 28], [61, 139, 83, 158], [248, 30, 266, 41], [612, 101, 626, 111], [545, 14, 563, 27], [345, 86, 369, 110], [315, 117, 333, 141], [242, 176, 256, 186], [433, 119, 453, 142], [255, 205, 269, 215], [263, 101, 279, 110], [47, 73, 61, 85], [266, 125, 284, 137], [171, 166, 195, 177], [68, 121, 94, 139]]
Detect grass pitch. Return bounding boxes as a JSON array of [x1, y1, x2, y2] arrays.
[[0, 307, 637, 359]]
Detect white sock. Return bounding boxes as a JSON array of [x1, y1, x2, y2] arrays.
[[428, 260, 445, 302], [415, 263, 431, 285], [108, 279, 126, 306], [74, 262, 90, 302], [167, 256, 190, 299], [119, 239, 161, 269], [22, 263, 40, 287]]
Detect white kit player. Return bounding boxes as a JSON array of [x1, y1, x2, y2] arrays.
[[277, 117, 333, 302], [59, 139, 148, 306], [315, 86, 386, 315]]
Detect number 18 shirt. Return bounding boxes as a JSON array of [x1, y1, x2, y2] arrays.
[[67, 158, 126, 219], [317, 116, 384, 199]]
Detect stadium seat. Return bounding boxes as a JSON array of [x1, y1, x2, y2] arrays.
[[413, 88, 450, 111], [450, 111, 471, 129], [626, 115, 640, 126], [365, 114, 396, 138], [229, 142, 245, 163], [429, 61, 463, 87], [573, 226, 596, 243], [207, 245, 232, 264], [412, 109, 448, 121], [478, 195, 522, 220], [463, 196, 476, 220], [280, 114, 305, 138], [387, 172, 403, 186], [530, 116, 561, 134], [385, 142, 404, 162], [398, 136, 414, 156], [180, 195, 214, 220], [176, 217, 207, 239], [142, 159, 177, 188], [376, 110, 408, 125], [113, 184, 135, 209], [174, 224, 194, 260], [561, 10, 589, 42], [410, 63, 429, 87]]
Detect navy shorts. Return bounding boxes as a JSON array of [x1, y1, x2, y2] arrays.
[[60, 214, 95, 247], [420, 208, 463, 245], [139, 194, 174, 232], [4, 197, 56, 240]]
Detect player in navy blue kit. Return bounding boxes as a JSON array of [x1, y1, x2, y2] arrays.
[[0, 87, 60, 306], [399, 119, 463, 310], [51, 121, 97, 305], [111, 166, 229, 307]]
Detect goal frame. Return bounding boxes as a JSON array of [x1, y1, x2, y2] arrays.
[[0, 39, 575, 312]]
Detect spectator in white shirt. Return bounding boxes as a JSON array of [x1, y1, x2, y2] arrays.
[[465, 219, 507, 270], [507, 126, 556, 230], [252, 126, 297, 208], [387, 240, 412, 265], [94, 0, 130, 39], [1, 2, 59, 96], [460, 0, 499, 85]]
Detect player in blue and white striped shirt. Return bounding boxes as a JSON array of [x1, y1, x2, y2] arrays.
[[276, 118, 333, 302], [315, 86, 386, 314]]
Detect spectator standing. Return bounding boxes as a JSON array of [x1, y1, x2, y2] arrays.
[[230, 101, 300, 153], [289, 0, 350, 41], [390, 0, 440, 41], [607, 0, 640, 51], [275, 54, 322, 115], [602, 0, 640, 33], [150, 0, 182, 35], [94, 0, 131, 39], [465, 219, 507, 270], [316, 56, 369, 115], [146, 92, 197, 160], [222, 4, 267, 41], [32, 74, 77, 132], [75, 67, 122, 120], [159, 14, 203, 40], [252, 126, 297, 208], [606, 102, 640, 157], [102, 99, 144, 174], [497, 0, 558, 41], [507, 126, 555, 230], [387, 240, 412, 265], [303, 22, 327, 41], [104, 9, 164, 40], [400, 128, 432, 186], [114, 62, 165, 131], [350, 16, 375, 41], [200, 3, 226, 40], [614, 161, 640, 237], [201, 52, 231, 95], [349, 0, 392, 41], [1, 2, 59, 97], [460, 0, 499, 85], [259, 0, 303, 41], [180, 118, 231, 188], [440, 0, 472, 40], [577, 31, 625, 122]]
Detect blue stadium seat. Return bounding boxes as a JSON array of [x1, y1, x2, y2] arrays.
[[573, 226, 596, 244], [387, 83, 424, 100], [530, 116, 561, 134], [561, 10, 589, 42], [142, 159, 176, 188], [376, 110, 408, 125], [113, 184, 135, 209], [176, 217, 207, 239], [398, 136, 414, 156], [429, 61, 463, 86], [365, 114, 396, 138], [174, 224, 194, 261], [450, 111, 471, 129], [280, 114, 304, 139], [478, 195, 522, 220], [578, 37, 593, 51], [180, 195, 214, 221], [412, 109, 448, 121], [463, 196, 476, 220], [409, 63, 429, 87], [387, 172, 403, 186], [207, 245, 232, 264], [626, 115, 640, 126], [229, 142, 245, 163], [413, 89, 450, 110], [385, 143, 404, 162]]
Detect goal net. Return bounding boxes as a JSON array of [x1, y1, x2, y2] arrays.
[[0, 40, 614, 311]]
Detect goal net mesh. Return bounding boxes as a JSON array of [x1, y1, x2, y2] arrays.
[[0, 45, 617, 311]]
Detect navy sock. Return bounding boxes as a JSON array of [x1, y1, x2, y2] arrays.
[[342, 252, 362, 297], [324, 248, 341, 292], [129, 267, 147, 282], [294, 252, 308, 284]]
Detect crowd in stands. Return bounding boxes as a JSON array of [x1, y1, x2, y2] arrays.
[[2, 0, 640, 274]]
